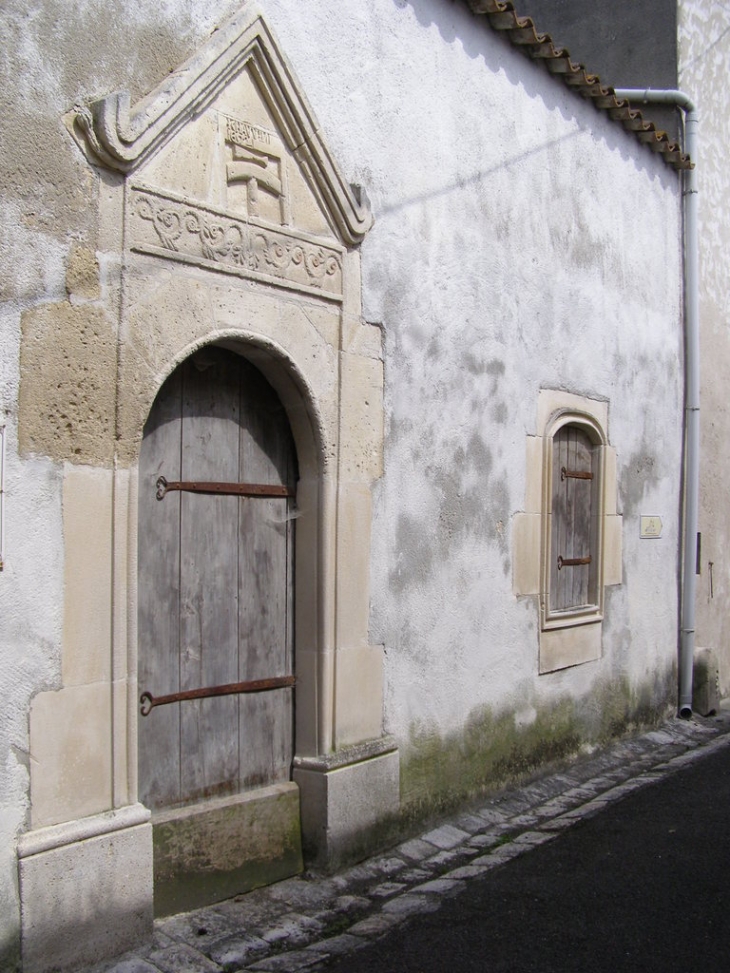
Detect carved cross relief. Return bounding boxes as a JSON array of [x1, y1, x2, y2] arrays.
[[223, 114, 291, 226]]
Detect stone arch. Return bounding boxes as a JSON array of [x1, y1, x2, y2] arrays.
[[134, 335, 334, 912], [131, 330, 333, 779]]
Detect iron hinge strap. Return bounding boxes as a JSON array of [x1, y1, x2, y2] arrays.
[[156, 475, 293, 500], [140, 675, 296, 716], [561, 467, 593, 481], [557, 555, 592, 570]]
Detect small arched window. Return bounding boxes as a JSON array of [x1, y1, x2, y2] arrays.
[[513, 391, 622, 671], [543, 414, 605, 629]]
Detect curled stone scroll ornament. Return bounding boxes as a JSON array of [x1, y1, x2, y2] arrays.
[[132, 189, 342, 295], [134, 194, 184, 251]]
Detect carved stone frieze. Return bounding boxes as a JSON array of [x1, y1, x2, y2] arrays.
[[129, 186, 343, 301]]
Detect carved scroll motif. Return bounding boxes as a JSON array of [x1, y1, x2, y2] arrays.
[[130, 187, 343, 299]]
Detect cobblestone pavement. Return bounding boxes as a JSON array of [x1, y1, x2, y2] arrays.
[[82, 713, 730, 973]]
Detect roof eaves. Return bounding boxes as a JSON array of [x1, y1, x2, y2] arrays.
[[465, 0, 692, 171]]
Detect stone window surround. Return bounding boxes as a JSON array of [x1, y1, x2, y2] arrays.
[[513, 390, 623, 674]]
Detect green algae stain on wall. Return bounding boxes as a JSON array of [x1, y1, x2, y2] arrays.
[[400, 700, 582, 821], [400, 671, 676, 822], [592, 669, 676, 744]]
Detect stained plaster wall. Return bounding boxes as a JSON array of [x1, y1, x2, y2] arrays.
[[0, 1, 241, 965], [679, 2, 730, 696], [258, 0, 684, 816], [0, 0, 683, 964]]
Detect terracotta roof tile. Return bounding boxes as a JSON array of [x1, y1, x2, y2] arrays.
[[465, 0, 691, 170]]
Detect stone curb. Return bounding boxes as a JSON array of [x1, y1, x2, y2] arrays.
[[85, 713, 730, 973]]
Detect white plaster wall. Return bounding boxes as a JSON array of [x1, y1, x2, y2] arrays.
[[0, 0, 683, 959], [679, 1, 730, 694], [258, 0, 683, 741], [0, 307, 63, 964]]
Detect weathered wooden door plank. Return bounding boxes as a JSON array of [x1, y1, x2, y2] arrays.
[[179, 351, 241, 802], [238, 360, 295, 789], [138, 369, 183, 810]]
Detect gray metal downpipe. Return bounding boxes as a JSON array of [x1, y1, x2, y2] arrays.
[[614, 89, 699, 719]]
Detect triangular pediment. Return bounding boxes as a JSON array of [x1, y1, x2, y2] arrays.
[[69, 4, 372, 246]]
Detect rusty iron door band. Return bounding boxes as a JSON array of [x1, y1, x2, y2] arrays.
[[557, 555, 592, 570], [140, 675, 295, 716], [156, 475, 293, 501], [560, 467, 593, 481]]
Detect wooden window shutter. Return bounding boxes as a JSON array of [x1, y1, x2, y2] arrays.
[[550, 425, 597, 611]]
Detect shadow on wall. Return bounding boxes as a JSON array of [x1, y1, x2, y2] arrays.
[[378, 129, 584, 218], [0, 926, 20, 973], [394, 0, 501, 56], [390, 0, 677, 189]]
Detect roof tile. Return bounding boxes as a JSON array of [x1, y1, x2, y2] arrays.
[[465, 0, 691, 170]]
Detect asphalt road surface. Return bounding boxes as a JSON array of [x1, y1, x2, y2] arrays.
[[320, 739, 730, 973]]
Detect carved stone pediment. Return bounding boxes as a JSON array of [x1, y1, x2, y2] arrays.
[[70, 4, 372, 247]]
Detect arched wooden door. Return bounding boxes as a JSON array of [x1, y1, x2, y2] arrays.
[[138, 346, 297, 817]]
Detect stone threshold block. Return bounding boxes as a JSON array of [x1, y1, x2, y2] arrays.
[[294, 737, 400, 870], [152, 782, 303, 918]]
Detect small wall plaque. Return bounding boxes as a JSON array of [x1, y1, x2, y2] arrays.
[[640, 516, 663, 539]]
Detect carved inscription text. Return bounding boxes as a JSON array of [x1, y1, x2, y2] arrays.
[[226, 117, 272, 149]]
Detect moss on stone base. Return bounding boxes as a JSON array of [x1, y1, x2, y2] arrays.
[[152, 784, 303, 917]]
